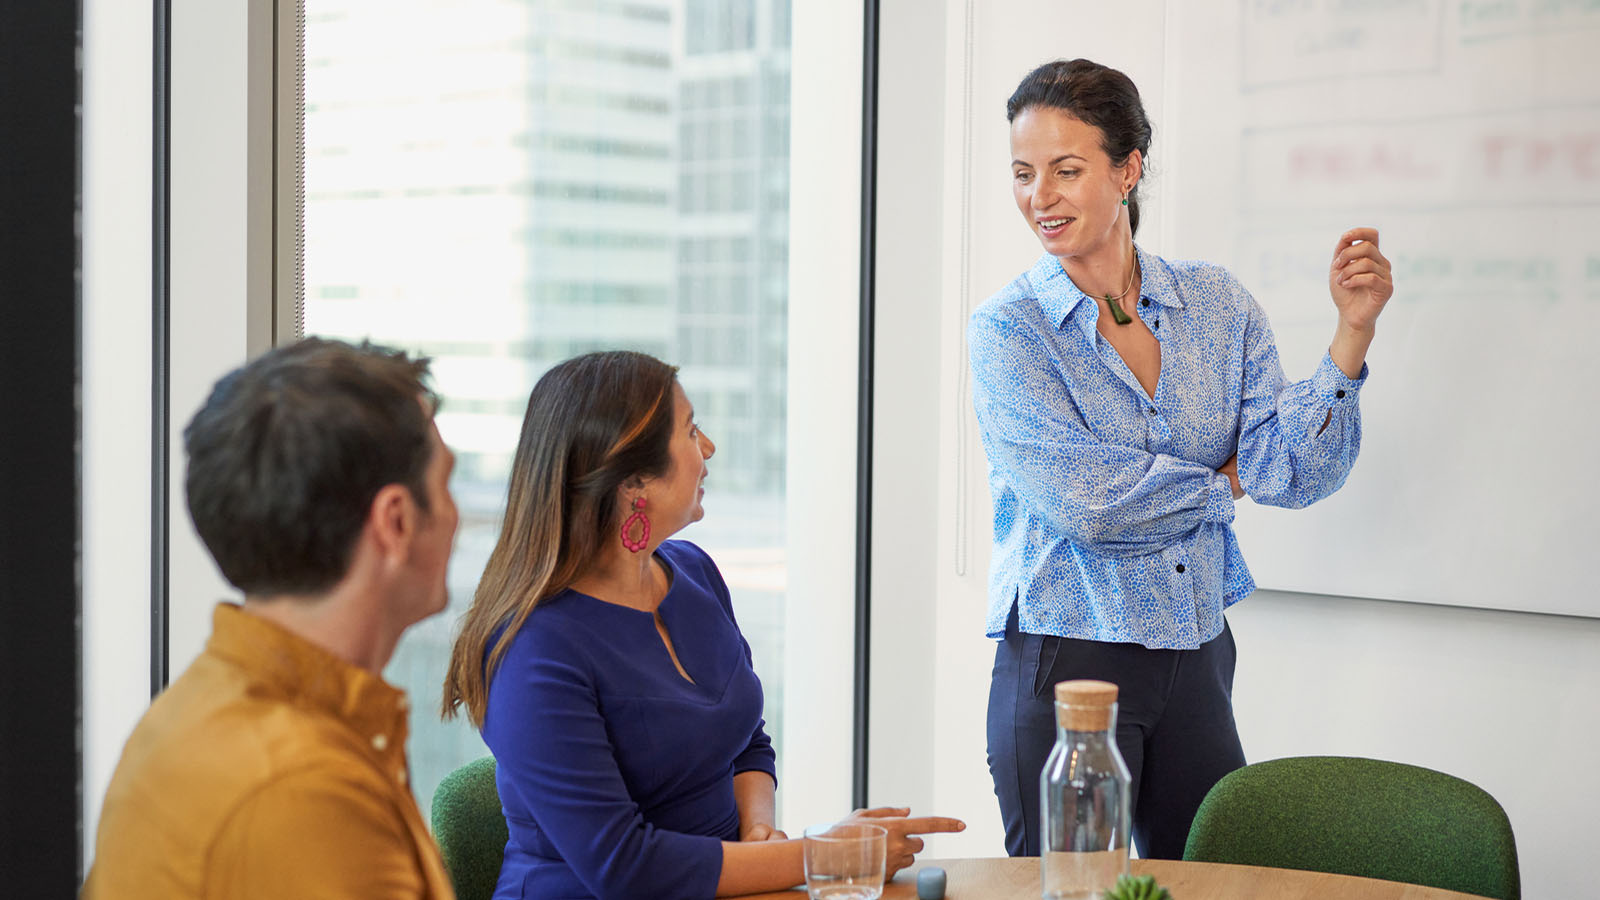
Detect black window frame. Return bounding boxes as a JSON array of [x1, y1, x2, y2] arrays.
[[0, 0, 87, 892]]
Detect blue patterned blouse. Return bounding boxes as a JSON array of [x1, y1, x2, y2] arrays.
[[968, 246, 1368, 650]]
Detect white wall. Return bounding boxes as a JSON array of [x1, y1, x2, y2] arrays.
[[868, 1, 1600, 896], [781, 0, 866, 835], [166, 0, 272, 673], [1231, 590, 1600, 900], [81, 0, 154, 859], [864, 0, 942, 819], [81, 0, 270, 866]]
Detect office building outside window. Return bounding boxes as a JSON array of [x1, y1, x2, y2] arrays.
[[302, 0, 793, 815]]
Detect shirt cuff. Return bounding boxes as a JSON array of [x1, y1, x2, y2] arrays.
[[733, 758, 778, 790], [1206, 471, 1236, 524], [671, 832, 727, 900], [1314, 352, 1368, 408]]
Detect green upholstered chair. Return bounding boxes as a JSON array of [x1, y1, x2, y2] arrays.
[[431, 756, 508, 900], [1183, 756, 1519, 900]]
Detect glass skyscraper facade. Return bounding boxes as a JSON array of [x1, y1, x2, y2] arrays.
[[303, 0, 793, 813]]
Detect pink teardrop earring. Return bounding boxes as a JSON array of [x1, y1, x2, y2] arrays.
[[620, 497, 650, 553]]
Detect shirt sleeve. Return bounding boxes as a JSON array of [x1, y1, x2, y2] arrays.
[[205, 768, 428, 900], [687, 541, 777, 784], [485, 635, 724, 900], [729, 655, 776, 783], [968, 303, 1236, 558], [1233, 290, 1365, 509], [731, 717, 775, 782]]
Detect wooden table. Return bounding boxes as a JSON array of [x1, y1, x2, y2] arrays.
[[743, 856, 1495, 900]]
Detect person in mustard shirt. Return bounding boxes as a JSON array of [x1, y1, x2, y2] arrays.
[[83, 338, 460, 900]]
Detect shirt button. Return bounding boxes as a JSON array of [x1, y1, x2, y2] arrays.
[[1336, 389, 1346, 398], [1153, 318, 1159, 328], [1147, 406, 1157, 415], [371, 734, 389, 751], [1141, 298, 1150, 307], [1175, 564, 1187, 574]]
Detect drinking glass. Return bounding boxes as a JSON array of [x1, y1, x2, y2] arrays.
[[802, 822, 887, 900]]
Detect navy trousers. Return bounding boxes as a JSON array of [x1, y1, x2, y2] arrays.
[[986, 604, 1246, 860]]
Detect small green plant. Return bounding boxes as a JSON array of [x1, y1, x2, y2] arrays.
[[1102, 873, 1173, 900]]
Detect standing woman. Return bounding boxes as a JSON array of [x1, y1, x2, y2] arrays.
[[970, 59, 1393, 860], [443, 351, 962, 900]]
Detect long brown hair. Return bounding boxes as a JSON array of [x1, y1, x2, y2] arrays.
[[442, 350, 679, 726]]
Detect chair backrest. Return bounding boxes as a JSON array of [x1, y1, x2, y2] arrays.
[[430, 756, 508, 900], [1183, 756, 1519, 900]]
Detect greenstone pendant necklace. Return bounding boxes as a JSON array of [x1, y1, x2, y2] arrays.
[[1102, 250, 1140, 326]]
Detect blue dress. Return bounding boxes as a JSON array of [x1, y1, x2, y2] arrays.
[[482, 540, 776, 900]]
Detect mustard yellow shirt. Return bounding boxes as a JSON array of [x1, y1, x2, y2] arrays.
[[84, 604, 454, 900]]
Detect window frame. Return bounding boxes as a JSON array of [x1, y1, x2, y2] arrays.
[[273, 0, 875, 830]]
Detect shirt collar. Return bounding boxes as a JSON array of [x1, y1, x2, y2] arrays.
[[1026, 244, 1186, 340], [205, 603, 411, 772]]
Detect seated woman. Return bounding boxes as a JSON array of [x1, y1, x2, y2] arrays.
[[442, 350, 963, 900]]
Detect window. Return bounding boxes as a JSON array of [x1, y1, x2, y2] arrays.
[[686, 0, 756, 55], [301, 0, 801, 818]]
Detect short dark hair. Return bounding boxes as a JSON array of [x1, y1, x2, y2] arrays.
[[1007, 59, 1153, 236], [183, 338, 437, 596]]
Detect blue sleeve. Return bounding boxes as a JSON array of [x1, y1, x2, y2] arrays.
[[729, 621, 776, 783], [968, 304, 1236, 558], [677, 542, 777, 785], [1233, 291, 1365, 509], [484, 631, 723, 900]]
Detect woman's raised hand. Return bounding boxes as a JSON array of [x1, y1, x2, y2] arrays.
[[1328, 227, 1394, 332], [839, 806, 967, 878]]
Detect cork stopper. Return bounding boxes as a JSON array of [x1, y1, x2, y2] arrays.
[[1054, 679, 1118, 731]]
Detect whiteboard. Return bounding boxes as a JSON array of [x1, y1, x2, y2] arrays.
[[948, 0, 1600, 618]]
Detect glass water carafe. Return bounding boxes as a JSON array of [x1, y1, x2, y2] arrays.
[[1040, 680, 1132, 900]]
